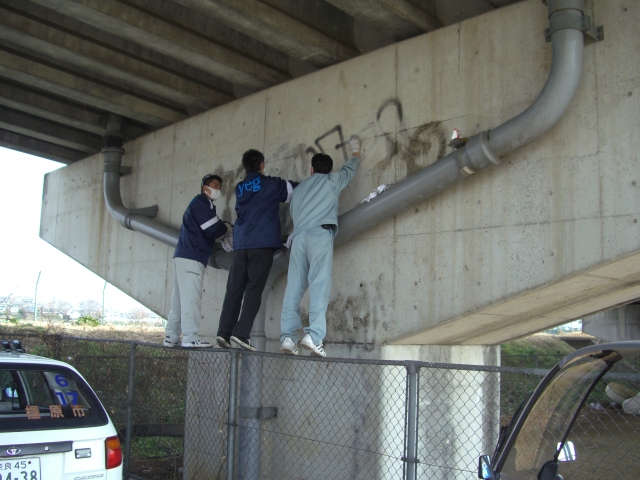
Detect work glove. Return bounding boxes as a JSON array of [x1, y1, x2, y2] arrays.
[[349, 135, 360, 155], [219, 221, 234, 252]]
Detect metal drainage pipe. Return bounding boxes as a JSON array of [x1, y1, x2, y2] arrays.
[[102, 114, 179, 247], [335, 0, 587, 246]]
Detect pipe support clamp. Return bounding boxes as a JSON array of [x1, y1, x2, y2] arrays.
[[544, 0, 603, 43], [103, 161, 132, 176], [454, 131, 500, 175], [545, 14, 603, 42]]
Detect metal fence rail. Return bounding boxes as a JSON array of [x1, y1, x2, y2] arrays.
[[4, 333, 640, 480]]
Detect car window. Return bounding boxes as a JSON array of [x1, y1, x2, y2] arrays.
[[499, 355, 610, 480], [0, 364, 108, 432]]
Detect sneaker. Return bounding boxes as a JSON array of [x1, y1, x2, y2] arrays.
[[182, 339, 213, 348], [163, 335, 179, 348], [230, 336, 256, 352], [281, 337, 299, 356], [216, 336, 231, 348], [300, 334, 326, 357]]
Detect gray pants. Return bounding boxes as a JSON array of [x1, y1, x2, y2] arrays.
[[165, 257, 205, 343], [280, 226, 334, 345]]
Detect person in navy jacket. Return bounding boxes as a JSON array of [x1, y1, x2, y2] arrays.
[[216, 149, 298, 350], [164, 174, 229, 348]]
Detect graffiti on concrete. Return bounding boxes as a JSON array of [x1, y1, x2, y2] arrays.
[[212, 96, 446, 258], [274, 97, 446, 185]]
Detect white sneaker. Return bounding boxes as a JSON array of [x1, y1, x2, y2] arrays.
[[300, 334, 326, 357], [281, 337, 299, 355], [163, 335, 179, 348], [182, 339, 213, 348], [230, 336, 257, 351]]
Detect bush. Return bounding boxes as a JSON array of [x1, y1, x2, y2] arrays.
[[76, 315, 100, 327]]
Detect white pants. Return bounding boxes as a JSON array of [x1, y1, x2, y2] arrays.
[[165, 257, 205, 343]]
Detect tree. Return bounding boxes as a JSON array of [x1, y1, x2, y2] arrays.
[[128, 306, 150, 321], [56, 300, 73, 320], [78, 299, 102, 319]]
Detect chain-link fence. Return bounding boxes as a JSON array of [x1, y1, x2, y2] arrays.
[[4, 334, 640, 480], [180, 353, 554, 480]]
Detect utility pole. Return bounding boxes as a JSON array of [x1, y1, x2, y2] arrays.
[[34, 271, 41, 322]]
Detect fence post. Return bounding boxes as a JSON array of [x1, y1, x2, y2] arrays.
[[403, 362, 420, 480], [227, 349, 239, 480], [123, 342, 137, 478]]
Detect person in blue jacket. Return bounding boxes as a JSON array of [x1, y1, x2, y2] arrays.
[[280, 136, 361, 357], [216, 149, 298, 351], [164, 174, 229, 348]]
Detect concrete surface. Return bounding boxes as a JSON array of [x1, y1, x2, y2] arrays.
[[40, 0, 640, 356], [583, 303, 640, 342]]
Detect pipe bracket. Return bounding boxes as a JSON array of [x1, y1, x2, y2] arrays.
[[545, 13, 603, 43], [129, 205, 159, 218], [455, 131, 500, 175], [104, 161, 132, 176]]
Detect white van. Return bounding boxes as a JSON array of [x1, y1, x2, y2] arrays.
[[0, 341, 123, 480]]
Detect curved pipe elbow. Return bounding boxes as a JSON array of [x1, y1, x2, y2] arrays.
[[103, 171, 132, 229], [489, 20, 584, 157], [103, 158, 179, 248]]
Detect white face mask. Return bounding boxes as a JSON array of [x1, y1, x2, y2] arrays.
[[204, 186, 221, 201]]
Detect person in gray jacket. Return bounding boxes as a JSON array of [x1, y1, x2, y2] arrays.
[[280, 136, 361, 357]]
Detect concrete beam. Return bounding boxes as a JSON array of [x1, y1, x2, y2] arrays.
[[378, 0, 443, 31], [0, 81, 149, 139], [0, 48, 184, 126], [122, 0, 290, 72], [1, 0, 235, 98], [26, 0, 290, 89], [173, 0, 358, 67], [0, 128, 84, 164], [325, 0, 442, 40], [0, 5, 233, 112], [0, 105, 102, 153], [395, 252, 640, 346], [0, 81, 106, 136], [583, 304, 640, 342]]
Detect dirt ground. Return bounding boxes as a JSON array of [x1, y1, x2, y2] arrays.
[[560, 404, 640, 479], [129, 457, 184, 480]]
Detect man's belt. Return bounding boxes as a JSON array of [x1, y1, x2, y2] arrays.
[[321, 224, 335, 230]]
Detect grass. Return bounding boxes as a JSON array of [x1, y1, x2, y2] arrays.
[[501, 333, 578, 368]]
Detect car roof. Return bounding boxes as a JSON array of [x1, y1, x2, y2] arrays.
[[0, 351, 77, 370], [559, 340, 640, 367]]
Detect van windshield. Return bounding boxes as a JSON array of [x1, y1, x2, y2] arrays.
[[499, 354, 610, 480], [0, 364, 108, 432]]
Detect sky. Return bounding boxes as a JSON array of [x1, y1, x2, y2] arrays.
[[0, 146, 151, 314]]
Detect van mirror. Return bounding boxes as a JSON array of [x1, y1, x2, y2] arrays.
[[478, 455, 495, 479], [557, 441, 576, 462]]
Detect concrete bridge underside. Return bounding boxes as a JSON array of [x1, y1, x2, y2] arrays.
[[40, 0, 640, 361]]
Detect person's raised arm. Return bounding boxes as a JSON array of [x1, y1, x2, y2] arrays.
[[335, 135, 361, 192]]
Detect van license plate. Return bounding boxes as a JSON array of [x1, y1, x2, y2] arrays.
[[0, 457, 41, 480]]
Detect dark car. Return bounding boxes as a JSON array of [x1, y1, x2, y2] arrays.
[[479, 341, 640, 480]]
